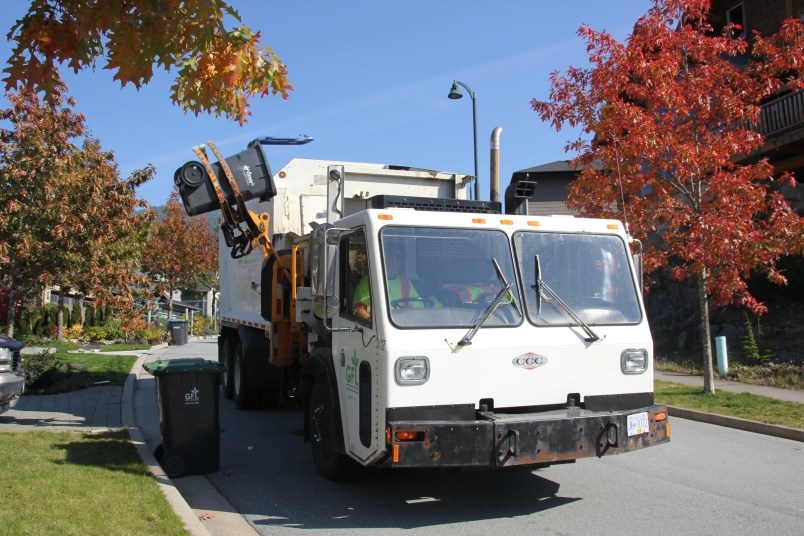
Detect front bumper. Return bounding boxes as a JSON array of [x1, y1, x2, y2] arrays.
[[384, 405, 669, 468], [0, 370, 25, 414]]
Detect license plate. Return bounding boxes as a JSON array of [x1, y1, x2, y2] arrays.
[[627, 412, 649, 436]]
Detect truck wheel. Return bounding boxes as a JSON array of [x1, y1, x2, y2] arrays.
[[221, 339, 235, 400], [308, 374, 359, 480], [233, 342, 256, 410]]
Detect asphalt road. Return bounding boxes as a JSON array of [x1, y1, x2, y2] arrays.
[[208, 398, 804, 535]]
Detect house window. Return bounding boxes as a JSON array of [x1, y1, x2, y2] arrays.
[[726, 4, 745, 39]]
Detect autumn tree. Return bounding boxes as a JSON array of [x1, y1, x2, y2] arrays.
[[49, 139, 156, 340], [3, 0, 291, 124], [141, 189, 217, 319], [532, 0, 804, 393], [0, 86, 155, 337]]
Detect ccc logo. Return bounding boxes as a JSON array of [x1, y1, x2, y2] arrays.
[[512, 353, 548, 370]]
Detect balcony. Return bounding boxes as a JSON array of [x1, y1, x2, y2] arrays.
[[753, 89, 804, 174], [759, 89, 804, 138]]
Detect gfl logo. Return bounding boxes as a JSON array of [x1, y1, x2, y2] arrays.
[[185, 387, 200, 404]]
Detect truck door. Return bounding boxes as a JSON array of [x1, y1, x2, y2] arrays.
[[333, 228, 379, 461]]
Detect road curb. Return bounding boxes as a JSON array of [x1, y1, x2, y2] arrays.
[[667, 406, 804, 442], [122, 354, 211, 536]]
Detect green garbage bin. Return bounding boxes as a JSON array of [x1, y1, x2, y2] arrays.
[[168, 320, 188, 345], [143, 358, 223, 478]]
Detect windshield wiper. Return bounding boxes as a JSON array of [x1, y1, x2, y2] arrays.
[[533, 255, 601, 343], [455, 258, 520, 347]]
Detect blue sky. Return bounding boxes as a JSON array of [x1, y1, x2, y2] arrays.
[[0, 1, 650, 207]]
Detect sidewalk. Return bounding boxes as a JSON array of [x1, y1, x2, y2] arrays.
[[1, 342, 801, 534]]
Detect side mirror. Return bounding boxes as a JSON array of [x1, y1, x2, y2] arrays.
[[310, 226, 357, 320]]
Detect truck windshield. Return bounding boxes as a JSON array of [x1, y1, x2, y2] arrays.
[[380, 227, 522, 329], [513, 232, 642, 326]]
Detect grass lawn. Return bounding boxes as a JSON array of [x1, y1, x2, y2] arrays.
[[100, 342, 150, 352], [655, 380, 804, 430], [0, 430, 188, 536]]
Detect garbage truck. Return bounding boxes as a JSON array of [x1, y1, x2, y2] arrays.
[[174, 137, 669, 480]]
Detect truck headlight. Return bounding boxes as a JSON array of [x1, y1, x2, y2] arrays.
[[395, 357, 430, 385], [621, 349, 648, 375], [0, 348, 12, 372]]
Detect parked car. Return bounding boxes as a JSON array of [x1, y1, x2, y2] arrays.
[[0, 335, 24, 415]]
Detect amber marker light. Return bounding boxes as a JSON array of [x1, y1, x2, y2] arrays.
[[527, 220, 541, 226], [395, 430, 424, 442], [393, 444, 400, 463], [500, 219, 513, 225], [607, 223, 619, 229], [378, 214, 394, 220], [472, 218, 486, 224]]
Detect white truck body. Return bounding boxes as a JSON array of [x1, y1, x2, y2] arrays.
[[218, 158, 469, 330]]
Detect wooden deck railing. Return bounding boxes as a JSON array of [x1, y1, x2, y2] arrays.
[[758, 89, 804, 138]]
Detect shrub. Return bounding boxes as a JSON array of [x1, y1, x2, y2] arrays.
[[66, 324, 84, 340], [103, 317, 123, 341], [20, 334, 47, 347], [85, 326, 108, 342], [22, 351, 67, 389], [138, 326, 165, 345], [191, 315, 215, 336], [85, 304, 95, 327], [741, 313, 773, 365], [71, 300, 82, 326]]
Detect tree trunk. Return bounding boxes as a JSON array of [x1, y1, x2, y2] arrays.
[[697, 268, 716, 394], [5, 287, 17, 338], [212, 291, 218, 332], [57, 292, 65, 341]]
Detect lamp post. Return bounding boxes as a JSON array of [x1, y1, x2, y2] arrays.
[[448, 80, 479, 200]]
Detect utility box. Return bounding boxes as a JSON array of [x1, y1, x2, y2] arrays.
[[143, 358, 223, 478]]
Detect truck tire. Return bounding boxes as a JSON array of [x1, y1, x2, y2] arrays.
[[233, 342, 257, 410], [308, 372, 360, 481], [221, 338, 235, 400]]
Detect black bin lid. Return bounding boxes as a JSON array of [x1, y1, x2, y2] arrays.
[[143, 358, 222, 375]]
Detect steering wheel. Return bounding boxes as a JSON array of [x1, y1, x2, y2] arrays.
[[391, 297, 434, 308]]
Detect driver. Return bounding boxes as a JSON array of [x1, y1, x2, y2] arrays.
[[352, 243, 437, 320]]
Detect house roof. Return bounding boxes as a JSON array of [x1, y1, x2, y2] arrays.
[[513, 160, 580, 175]]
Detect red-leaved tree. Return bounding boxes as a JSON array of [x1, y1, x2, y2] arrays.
[[532, 0, 804, 393]]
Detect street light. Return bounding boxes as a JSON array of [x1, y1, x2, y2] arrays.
[[447, 80, 479, 200]]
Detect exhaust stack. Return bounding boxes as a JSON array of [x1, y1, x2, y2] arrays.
[[490, 127, 502, 203]]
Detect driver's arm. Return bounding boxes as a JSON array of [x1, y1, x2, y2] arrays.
[[352, 276, 371, 320]]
